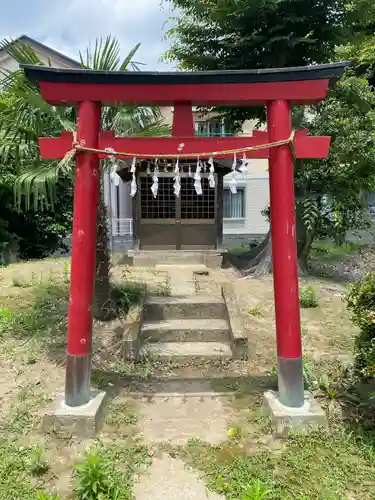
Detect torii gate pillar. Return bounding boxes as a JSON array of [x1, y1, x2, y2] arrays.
[[267, 100, 303, 408], [65, 101, 101, 407]]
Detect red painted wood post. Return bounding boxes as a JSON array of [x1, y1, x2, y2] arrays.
[[65, 101, 101, 407], [267, 99, 304, 408], [172, 102, 195, 136]]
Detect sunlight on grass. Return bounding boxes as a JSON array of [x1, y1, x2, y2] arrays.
[[310, 241, 361, 262], [179, 427, 375, 499]]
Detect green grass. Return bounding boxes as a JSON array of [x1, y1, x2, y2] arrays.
[[248, 305, 263, 317], [310, 241, 361, 263], [1, 277, 157, 344], [229, 246, 251, 254], [175, 357, 375, 500], [0, 379, 147, 499], [178, 427, 375, 500], [111, 277, 170, 316], [0, 279, 69, 342], [106, 401, 139, 429], [0, 440, 44, 499]]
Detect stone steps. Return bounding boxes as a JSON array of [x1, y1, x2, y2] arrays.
[[140, 341, 233, 361], [128, 250, 223, 268], [141, 318, 230, 343], [139, 293, 234, 361], [143, 295, 227, 321]]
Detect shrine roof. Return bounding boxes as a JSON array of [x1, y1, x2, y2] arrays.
[[21, 62, 348, 107], [22, 62, 347, 85]]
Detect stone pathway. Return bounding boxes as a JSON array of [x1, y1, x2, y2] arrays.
[[134, 265, 231, 499], [134, 453, 224, 500], [133, 385, 231, 499], [136, 391, 231, 445], [155, 264, 198, 295]]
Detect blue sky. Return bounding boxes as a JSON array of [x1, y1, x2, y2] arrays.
[[0, 0, 176, 69]]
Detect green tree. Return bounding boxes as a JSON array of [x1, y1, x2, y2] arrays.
[[164, 0, 351, 127], [0, 76, 74, 264], [337, 0, 375, 84], [0, 36, 170, 317], [296, 73, 375, 270], [0, 163, 73, 262], [164, 0, 374, 273]]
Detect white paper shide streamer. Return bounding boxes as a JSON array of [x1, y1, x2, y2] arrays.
[[130, 157, 137, 197], [208, 156, 215, 188], [229, 152, 238, 194], [194, 158, 202, 195], [106, 147, 121, 187], [238, 153, 249, 179], [173, 159, 181, 197], [151, 164, 159, 198]]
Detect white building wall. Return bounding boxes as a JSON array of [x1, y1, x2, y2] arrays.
[[223, 173, 270, 239]]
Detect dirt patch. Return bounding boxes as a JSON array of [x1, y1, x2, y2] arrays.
[[232, 275, 355, 370]]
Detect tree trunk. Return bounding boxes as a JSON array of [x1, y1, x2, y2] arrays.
[[240, 203, 315, 277], [297, 229, 314, 275], [243, 231, 273, 275], [92, 184, 114, 321]]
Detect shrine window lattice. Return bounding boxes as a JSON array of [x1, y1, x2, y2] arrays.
[[140, 176, 215, 220]]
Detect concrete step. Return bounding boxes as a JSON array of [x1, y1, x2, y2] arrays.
[[141, 318, 230, 343], [143, 295, 227, 321], [141, 341, 233, 361], [129, 250, 223, 268]]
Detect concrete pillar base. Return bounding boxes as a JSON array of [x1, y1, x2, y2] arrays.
[[262, 390, 327, 437], [42, 390, 107, 438]]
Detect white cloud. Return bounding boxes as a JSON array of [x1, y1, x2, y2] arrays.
[[0, 0, 176, 69]]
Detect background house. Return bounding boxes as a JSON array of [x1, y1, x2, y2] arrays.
[[0, 35, 81, 72]]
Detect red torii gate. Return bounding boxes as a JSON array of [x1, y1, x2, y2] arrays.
[[23, 62, 346, 413]]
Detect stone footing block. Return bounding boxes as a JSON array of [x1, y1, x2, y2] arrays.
[[42, 390, 107, 438], [262, 390, 327, 437]]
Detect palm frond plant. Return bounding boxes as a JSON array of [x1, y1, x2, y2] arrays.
[[0, 35, 171, 319]]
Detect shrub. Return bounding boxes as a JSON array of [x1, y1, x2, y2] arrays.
[[111, 281, 147, 315], [0, 307, 12, 336], [74, 453, 110, 500], [346, 272, 375, 378], [28, 445, 49, 476], [299, 284, 318, 308]]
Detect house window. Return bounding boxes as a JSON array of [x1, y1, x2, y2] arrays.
[[194, 119, 225, 137], [223, 188, 245, 219]]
